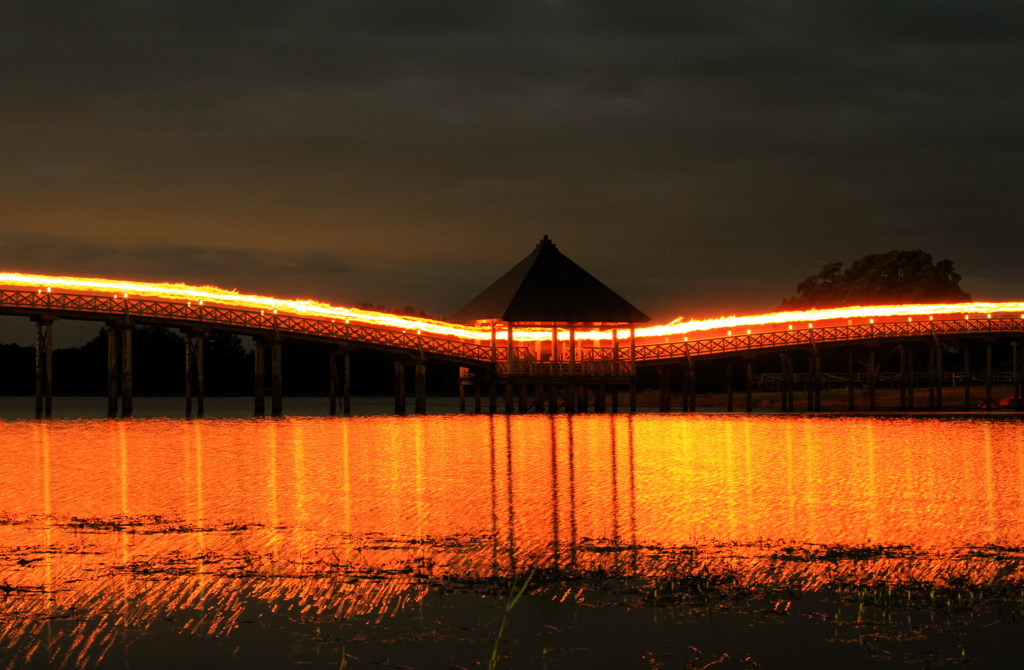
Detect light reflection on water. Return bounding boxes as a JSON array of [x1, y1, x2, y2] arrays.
[[1, 413, 1023, 667]]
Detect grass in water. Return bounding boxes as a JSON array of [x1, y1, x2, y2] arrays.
[[488, 569, 534, 670]]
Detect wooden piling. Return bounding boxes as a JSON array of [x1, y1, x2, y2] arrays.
[[963, 346, 971, 409], [985, 341, 993, 410], [927, 347, 936, 410], [596, 382, 606, 413], [271, 339, 282, 417], [34, 322, 44, 417], [745, 359, 753, 413], [474, 377, 482, 414], [847, 351, 855, 411], [121, 326, 132, 417], [658, 366, 670, 412], [867, 348, 876, 412], [518, 383, 528, 413], [415, 362, 427, 414], [898, 345, 907, 410], [343, 352, 351, 415], [329, 352, 338, 416], [185, 335, 193, 417], [196, 333, 205, 417], [107, 326, 119, 417], [254, 339, 266, 416], [726, 362, 733, 412], [935, 344, 943, 410], [394, 361, 406, 414]]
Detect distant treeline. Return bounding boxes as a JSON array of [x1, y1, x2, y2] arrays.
[[0, 326, 460, 397]]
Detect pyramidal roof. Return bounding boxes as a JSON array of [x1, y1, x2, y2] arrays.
[[451, 236, 650, 324]]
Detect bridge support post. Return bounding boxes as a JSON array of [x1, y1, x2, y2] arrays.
[[906, 349, 915, 410], [415, 362, 427, 415], [196, 333, 205, 417], [34, 319, 53, 418], [629, 381, 637, 413], [935, 345, 943, 410], [458, 368, 467, 413], [779, 354, 788, 412], [186, 335, 193, 417], [927, 347, 936, 410], [343, 353, 351, 415], [811, 354, 819, 411], [329, 352, 338, 416], [121, 326, 133, 417], [596, 382, 606, 413], [898, 346, 907, 411], [1013, 342, 1021, 407], [726, 362, 734, 412], [474, 376, 482, 413], [847, 351, 855, 412], [504, 381, 514, 414], [271, 339, 283, 417], [985, 340, 993, 410], [688, 359, 696, 412], [580, 383, 590, 412], [611, 383, 619, 413], [549, 383, 558, 413], [254, 340, 266, 416], [745, 359, 753, 413], [394, 361, 406, 414], [658, 366, 670, 412], [108, 326, 119, 417], [806, 355, 814, 412], [963, 346, 971, 409], [867, 348, 876, 412], [488, 380, 497, 413], [518, 383, 528, 413]]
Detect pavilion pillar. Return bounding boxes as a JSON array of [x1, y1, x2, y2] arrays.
[[108, 326, 119, 417], [415, 361, 427, 415], [254, 339, 266, 416]]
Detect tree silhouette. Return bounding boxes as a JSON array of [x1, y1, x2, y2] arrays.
[[780, 250, 971, 309]]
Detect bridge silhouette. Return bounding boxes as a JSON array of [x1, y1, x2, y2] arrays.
[[3, 275, 1023, 416]]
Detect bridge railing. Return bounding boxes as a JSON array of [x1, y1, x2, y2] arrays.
[[0, 288, 493, 364], [633, 317, 1024, 362], [496, 361, 631, 377]]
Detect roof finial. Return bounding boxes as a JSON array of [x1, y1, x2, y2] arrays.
[[536, 235, 556, 251]]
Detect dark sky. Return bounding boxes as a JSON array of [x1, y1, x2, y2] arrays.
[[3, 1, 1022, 345]]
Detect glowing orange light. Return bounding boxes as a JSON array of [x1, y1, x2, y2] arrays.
[[3, 272, 1024, 346]]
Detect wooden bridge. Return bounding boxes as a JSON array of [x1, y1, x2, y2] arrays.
[[2, 279, 1023, 416]]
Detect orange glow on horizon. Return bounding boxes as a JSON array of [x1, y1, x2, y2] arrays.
[[2, 271, 1023, 343]]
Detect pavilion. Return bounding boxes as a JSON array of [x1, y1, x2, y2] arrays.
[[452, 235, 650, 412]]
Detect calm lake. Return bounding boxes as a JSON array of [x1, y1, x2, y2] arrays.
[[2, 400, 1023, 668]]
